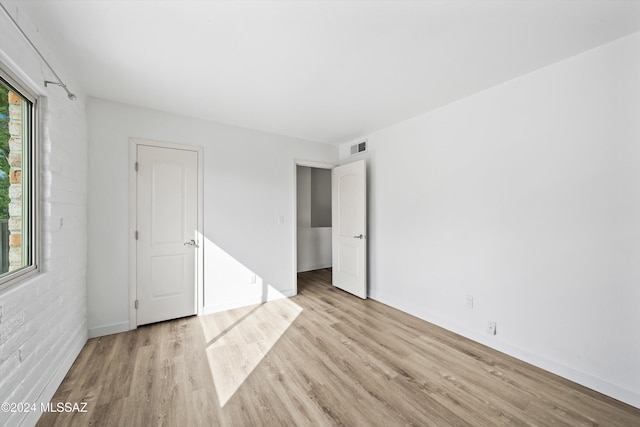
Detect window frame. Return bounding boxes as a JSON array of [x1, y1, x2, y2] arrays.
[[0, 64, 40, 291]]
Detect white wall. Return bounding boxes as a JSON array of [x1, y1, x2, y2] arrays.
[[297, 166, 332, 272], [341, 32, 640, 408], [87, 99, 338, 335], [0, 2, 88, 426]]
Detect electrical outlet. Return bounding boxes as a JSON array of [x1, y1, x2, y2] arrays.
[[487, 322, 497, 335], [249, 274, 256, 284], [466, 295, 473, 309]]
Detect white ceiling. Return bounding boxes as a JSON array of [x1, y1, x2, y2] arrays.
[[19, 0, 640, 144]]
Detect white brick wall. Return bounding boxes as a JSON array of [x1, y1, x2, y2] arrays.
[[0, 2, 88, 426]]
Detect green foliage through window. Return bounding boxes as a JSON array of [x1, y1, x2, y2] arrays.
[[0, 71, 36, 282], [0, 84, 9, 219]]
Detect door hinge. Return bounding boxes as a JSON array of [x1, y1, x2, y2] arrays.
[[135, 230, 138, 240], [135, 300, 139, 309], [135, 162, 139, 171]]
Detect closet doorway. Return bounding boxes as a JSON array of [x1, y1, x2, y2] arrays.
[[294, 162, 334, 292]]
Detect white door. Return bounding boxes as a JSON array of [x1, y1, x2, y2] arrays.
[[332, 160, 367, 299], [136, 144, 198, 325]]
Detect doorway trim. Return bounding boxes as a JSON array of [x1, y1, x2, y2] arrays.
[[292, 159, 337, 295], [128, 138, 204, 330]]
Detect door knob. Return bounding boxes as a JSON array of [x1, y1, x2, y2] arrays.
[[353, 234, 364, 239], [184, 239, 199, 248]]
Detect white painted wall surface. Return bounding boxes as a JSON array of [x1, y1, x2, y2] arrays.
[[87, 99, 337, 334], [297, 166, 332, 272], [0, 2, 88, 426], [341, 32, 640, 408]]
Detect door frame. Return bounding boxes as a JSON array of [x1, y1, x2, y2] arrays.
[[292, 159, 337, 295], [128, 138, 204, 330]]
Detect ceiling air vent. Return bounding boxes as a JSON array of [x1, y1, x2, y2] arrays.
[[350, 139, 367, 156]]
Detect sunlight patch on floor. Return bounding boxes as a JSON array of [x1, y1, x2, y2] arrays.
[[199, 294, 302, 406]]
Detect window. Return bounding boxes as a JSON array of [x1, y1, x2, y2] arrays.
[[0, 67, 38, 290]]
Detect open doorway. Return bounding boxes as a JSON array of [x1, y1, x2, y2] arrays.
[[294, 163, 334, 293], [293, 159, 368, 298]]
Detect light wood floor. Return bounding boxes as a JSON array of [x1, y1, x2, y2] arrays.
[[38, 269, 640, 426]]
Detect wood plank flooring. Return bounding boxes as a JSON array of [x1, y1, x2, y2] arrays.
[[38, 269, 640, 426]]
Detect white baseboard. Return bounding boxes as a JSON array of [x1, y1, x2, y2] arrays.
[[88, 321, 130, 338], [297, 264, 331, 273], [369, 293, 640, 409], [203, 288, 295, 315]]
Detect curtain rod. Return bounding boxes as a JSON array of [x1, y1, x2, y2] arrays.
[[0, 2, 76, 100]]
